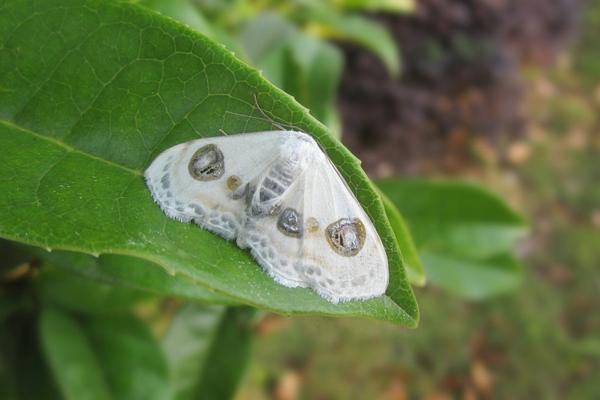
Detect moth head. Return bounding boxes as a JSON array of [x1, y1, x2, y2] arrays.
[[326, 218, 366, 257], [188, 144, 224, 181]]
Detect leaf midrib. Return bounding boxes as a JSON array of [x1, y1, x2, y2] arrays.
[[1, 119, 141, 176]]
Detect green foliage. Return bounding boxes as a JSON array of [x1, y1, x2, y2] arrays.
[[380, 191, 425, 286], [300, 0, 401, 76], [140, 0, 402, 131], [241, 12, 344, 130], [164, 305, 256, 400], [35, 249, 238, 305], [330, 0, 415, 13], [378, 178, 526, 299], [40, 307, 172, 400], [0, 0, 416, 323]]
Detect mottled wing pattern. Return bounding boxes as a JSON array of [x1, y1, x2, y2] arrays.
[[145, 130, 389, 303], [241, 151, 388, 302], [145, 132, 286, 239]]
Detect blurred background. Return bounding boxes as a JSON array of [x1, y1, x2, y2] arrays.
[[146, 0, 599, 398]]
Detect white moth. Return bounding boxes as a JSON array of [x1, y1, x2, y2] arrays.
[[144, 131, 388, 303]]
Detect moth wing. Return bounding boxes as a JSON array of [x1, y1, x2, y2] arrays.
[[238, 148, 389, 303], [144, 131, 288, 240], [298, 158, 389, 302]]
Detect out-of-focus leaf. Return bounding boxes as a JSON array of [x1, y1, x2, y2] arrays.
[[241, 12, 296, 68], [83, 314, 173, 400], [0, 0, 417, 326], [35, 249, 238, 305], [37, 266, 151, 314], [242, 12, 343, 130], [420, 252, 523, 299], [378, 178, 526, 299], [40, 307, 171, 400], [304, 3, 401, 76], [40, 307, 113, 400], [287, 34, 343, 131], [331, 0, 415, 13], [1, 316, 62, 400], [379, 191, 425, 286], [163, 305, 255, 400], [377, 178, 526, 259]]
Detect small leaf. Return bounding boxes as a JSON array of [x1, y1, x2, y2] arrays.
[[331, 0, 415, 13], [241, 13, 343, 129], [163, 305, 255, 400], [40, 307, 172, 400], [0, 0, 417, 325], [304, 4, 401, 76]]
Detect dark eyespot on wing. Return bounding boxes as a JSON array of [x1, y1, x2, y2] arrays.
[[277, 208, 303, 238], [188, 144, 224, 181], [325, 218, 366, 257]]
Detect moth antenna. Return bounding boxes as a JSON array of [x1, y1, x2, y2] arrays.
[[252, 93, 304, 132], [219, 128, 229, 136]]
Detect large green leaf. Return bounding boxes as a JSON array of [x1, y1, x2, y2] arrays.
[[40, 307, 171, 400], [0, 0, 417, 325], [163, 305, 255, 400], [378, 178, 526, 299]]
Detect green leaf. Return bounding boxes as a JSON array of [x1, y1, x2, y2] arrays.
[[140, 0, 244, 58], [331, 0, 415, 13], [163, 305, 255, 400], [0, 0, 417, 326], [1, 316, 62, 400], [377, 178, 526, 258], [39, 307, 113, 400], [40, 307, 171, 400], [83, 314, 173, 400], [303, 3, 401, 76], [241, 13, 343, 129], [378, 178, 526, 299], [37, 265, 151, 314], [420, 251, 523, 299], [36, 249, 238, 305], [379, 191, 425, 286]]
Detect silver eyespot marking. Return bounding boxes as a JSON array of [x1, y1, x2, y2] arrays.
[[277, 208, 303, 238], [226, 175, 242, 192], [326, 218, 366, 257], [306, 217, 320, 233], [188, 144, 224, 181]]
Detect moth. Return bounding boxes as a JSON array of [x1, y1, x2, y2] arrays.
[[145, 131, 388, 303]]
